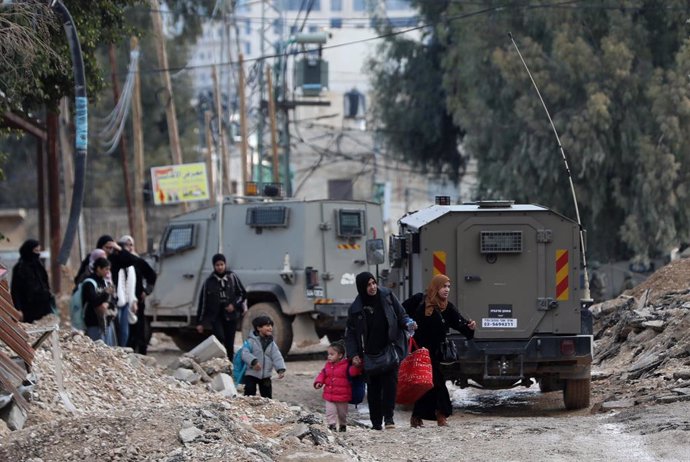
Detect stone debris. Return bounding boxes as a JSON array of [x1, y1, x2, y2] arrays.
[[592, 258, 690, 409], [0, 331, 370, 461]]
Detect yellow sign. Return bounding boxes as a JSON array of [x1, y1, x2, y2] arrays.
[[151, 162, 210, 205]]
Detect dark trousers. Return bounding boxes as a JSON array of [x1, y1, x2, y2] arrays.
[[244, 376, 272, 398], [127, 299, 149, 355], [213, 314, 237, 358], [412, 360, 452, 420], [367, 367, 399, 427]]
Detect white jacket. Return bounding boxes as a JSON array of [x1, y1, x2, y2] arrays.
[[116, 266, 137, 307]]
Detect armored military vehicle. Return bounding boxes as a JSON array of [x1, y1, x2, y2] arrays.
[[148, 195, 385, 355], [389, 199, 593, 409]]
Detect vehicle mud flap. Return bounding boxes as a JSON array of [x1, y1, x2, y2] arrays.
[[483, 352, 525, 381]]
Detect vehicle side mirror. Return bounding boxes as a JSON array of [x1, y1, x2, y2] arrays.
[[366, 239, 385, 265]]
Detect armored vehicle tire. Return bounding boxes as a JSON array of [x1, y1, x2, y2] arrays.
[[242, 302, 293, 356], [563, 378, 591, 410]]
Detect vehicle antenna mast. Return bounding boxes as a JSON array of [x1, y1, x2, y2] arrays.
[[508, 32, 591, 301]]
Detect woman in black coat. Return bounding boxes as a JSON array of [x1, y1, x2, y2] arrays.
[[11, 239, 53, 323], [408, 274, 476, 427]]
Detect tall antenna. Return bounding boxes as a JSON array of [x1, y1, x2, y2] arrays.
[[508, 32, 591, 301]]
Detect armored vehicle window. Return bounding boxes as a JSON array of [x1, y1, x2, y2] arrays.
[[246, 206, 289, 227], [163, 224, 195, 254], [480, 231, 522, 254], [337, 209, 365, 237]]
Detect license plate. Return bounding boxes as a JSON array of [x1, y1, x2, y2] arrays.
[[307, 287, 325, 297], [482, 318, 518, 328]]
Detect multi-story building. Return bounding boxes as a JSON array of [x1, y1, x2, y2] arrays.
[[188, 1, 476, 233]]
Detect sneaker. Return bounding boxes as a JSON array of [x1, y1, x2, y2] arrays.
[[371, 425, 383, 431], [328, 424, 336, 431], [385, 423, 396, 430], [435, 411, 448, 427], [339, 425, 346, 432]]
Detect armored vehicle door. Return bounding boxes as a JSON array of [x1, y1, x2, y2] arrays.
[[152, 219, 210, 315], [319, 203, 371, 300], [457, 216, 553, 339]]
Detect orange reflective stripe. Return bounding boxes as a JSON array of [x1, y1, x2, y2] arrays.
[[556, 249, 569, 301], [433, 251, 447, 276]]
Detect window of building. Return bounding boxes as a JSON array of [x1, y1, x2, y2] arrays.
[[308, 25, 319, 33], [284, 0, 320, 11], [245, 18, 251, 35], [328, 179, 353, 200], [244, 41, 251, 54], [330, 18, 342, 28], [385, 0, 410, 10], [331, 0, 342, 11], [273, 18, 284, 35], [353, 0, 367, 12]]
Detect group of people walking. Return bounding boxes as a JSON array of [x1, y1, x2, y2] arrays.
[[10, 235, 157, 354], [13, 235, 475, 431], [314, 271, 476, 431]]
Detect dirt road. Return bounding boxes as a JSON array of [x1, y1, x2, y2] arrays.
[[149, 338, 690, 461]]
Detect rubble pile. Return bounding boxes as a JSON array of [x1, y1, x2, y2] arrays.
[[591, 258, 690, 409], [0, 330, 368, 461]]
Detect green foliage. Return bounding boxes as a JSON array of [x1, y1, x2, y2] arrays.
[[368, 0, 465, 183], [426, 0, 690, 262]]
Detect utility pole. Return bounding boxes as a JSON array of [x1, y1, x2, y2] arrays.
[[204, 111, 217, 207], [212, 66, 230, 195], [255, 0, 267, 182], [266, 65, 280, 183], [150, 0, 183, 167], [108, 44, 135, 237], [130, 37, 147, 250], [238, 54, 249, 189], [46, 112, 61, 293]]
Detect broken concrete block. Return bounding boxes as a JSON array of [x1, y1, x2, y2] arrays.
[[211, 373, 238, 398], [187, 335, 227, 363], [641, 320, 665, 332], [0, 401, 28, 430], [601, 399, 635, 410], [179, 426, 204, 444], [173, 368, 198, 383], [673, 370, 690, 380]]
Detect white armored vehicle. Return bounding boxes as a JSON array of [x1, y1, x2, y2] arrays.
[[148, 195, 385, 354]]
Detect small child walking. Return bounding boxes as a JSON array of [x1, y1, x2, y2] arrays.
[[313, 341, 362, 432], [241, 315, 286, 398]]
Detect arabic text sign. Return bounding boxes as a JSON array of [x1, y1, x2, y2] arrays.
[[151, 163, 210, 205]]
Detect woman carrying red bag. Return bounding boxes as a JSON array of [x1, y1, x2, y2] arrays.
[[407, 274, 476, 427]]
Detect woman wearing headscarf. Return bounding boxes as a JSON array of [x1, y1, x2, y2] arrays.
[[11, 239, 53, 323], [344, 271, 416, 430], [409, 274, 476, 427]]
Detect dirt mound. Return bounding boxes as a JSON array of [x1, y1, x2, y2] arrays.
[[625, 257, 690, 304], [0, 330, 367, 461]]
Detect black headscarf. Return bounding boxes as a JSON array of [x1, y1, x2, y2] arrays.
[[356, 271, 378, 306], [96, 235, 114, 249], [19, 239, 40, 261]]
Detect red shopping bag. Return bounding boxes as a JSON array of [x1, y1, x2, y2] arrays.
[[396, 337, 434, 404]]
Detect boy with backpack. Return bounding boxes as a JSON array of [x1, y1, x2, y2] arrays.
[[240, 315, 286, 398]]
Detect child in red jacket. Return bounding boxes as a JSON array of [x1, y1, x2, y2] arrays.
[[314, 341, 362, 432]]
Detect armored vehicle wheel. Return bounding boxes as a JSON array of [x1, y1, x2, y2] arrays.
[[563, 378, 591, 410], [242, 302, 293, 356]]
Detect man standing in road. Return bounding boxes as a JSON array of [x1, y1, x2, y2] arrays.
[[196, 253, 247, 358]]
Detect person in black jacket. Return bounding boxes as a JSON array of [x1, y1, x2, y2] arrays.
[[83, 257, 118, 346], [407, 274, 476, 428], [11, 239, 53, 323], [344, 271, 416, 430], [118, 235, 157, 355], [196, 253, 247, 358]]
